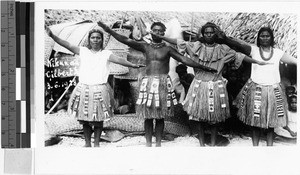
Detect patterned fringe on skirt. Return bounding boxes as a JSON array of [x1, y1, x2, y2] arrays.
[[67, 83, 114, 123], [136, 74, 177, 119], [183, 78, 230, 124], [234, 79, 288, 128]]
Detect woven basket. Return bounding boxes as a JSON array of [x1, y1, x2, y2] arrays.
[[105, 28, 131, 50], [114, 47, 146, 80], [104, 28, 132, 75], [109, 50, 129, 75]]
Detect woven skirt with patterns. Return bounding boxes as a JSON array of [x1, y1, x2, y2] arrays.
[[67, 83, 114, 124], [183, 78, 230, 124], [234, 79, 288, 129], [136, 75, 177, 119]]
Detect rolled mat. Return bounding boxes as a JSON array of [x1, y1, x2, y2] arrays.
[[105, 113, 190, 136], [45, 109, 191, 137], [45, 110, 82, 136], [104, 113, 144, 132]]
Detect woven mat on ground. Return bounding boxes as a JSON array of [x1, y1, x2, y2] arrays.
[[105, 111, 190, 136], [45, 108, 191, 136], [104, 113, 144, 132], [45, 110, 82, 136]]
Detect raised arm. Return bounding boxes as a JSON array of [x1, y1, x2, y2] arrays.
[[281, 53, 297, 65], [215, 27, 252, 56], [112, 20, 133, 30], [108, 54, 145, 68], [169, 47, 217, 73], [45, 25, 80, 55], [97, 20, 145, 52], [224, 37, 251, 56], [150, 31, 177, 45]]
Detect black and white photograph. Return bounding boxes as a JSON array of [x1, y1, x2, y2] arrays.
[[33, 1, 300, 174], [43, 6, 297, 148]]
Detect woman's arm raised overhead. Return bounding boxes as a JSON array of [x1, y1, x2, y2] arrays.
[[45, 25, 80, 55]]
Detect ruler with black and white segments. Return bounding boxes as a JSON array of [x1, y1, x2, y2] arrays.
[[1, 0, 33, 148]]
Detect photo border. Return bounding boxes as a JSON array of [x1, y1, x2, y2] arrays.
[[35, 1, 300, 174]]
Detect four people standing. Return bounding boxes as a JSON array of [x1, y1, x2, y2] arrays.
[[46, 16, 297, 147]]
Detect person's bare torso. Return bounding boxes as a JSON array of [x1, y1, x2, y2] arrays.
[[144, 45, 171, 75]]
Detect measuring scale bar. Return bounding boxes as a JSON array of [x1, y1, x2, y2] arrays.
[[1, 0, 17, 148], [1, 1, 33, 148]]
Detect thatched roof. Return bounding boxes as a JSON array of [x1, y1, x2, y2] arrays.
[[45, 11, 297, 79], [45, 9, 297, 58]]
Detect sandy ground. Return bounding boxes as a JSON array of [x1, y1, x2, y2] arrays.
[[47, 132, 296, 148], [45, 111, 297, 148], [45, 110, 297, 148]]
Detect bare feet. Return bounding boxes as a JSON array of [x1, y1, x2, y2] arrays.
[[84, 143, 91, 147]]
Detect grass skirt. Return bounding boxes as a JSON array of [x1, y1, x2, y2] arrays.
[[136, 75, 176, 119], [67, 83, 114, 124], [183, 78, 230, 124], [234, 79, 288, 129]]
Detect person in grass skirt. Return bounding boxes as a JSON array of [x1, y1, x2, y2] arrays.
[[97, 20, 218, 147], [221, 26, 297, 146], [154, 22, 270, 146], [45, 26, 144, 147]]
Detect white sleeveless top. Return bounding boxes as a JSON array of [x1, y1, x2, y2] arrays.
[[250, 45, 284, 85], [78, 47, 112, 85]]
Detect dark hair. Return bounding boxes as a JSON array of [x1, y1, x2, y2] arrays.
[[151, 22, 166, 32], [176, 64, 187, 74], [200, 22, 217, 36], [256, 27, 275, 47], [286, 86, 296, 95], [87, 29, 104, 49]]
